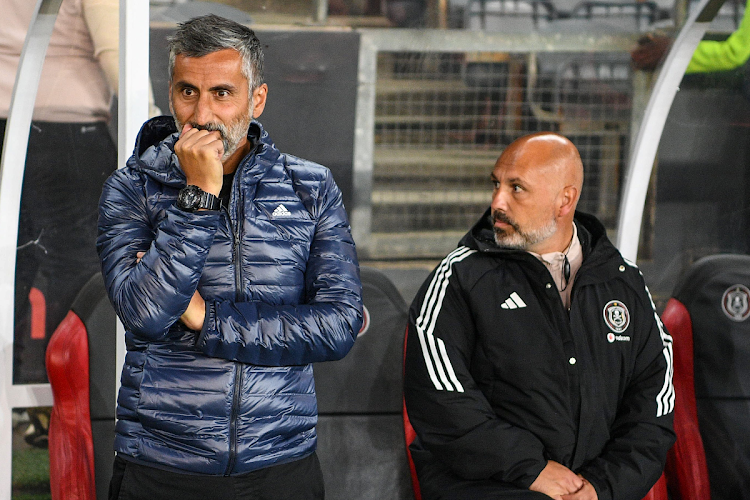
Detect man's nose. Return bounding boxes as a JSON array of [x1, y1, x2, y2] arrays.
[[193, 95, 214, 124], [491, 187, 508, 212]]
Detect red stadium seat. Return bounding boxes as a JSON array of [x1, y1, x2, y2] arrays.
[[46, 274, 117, 500], [661, 297, 711, 500], [46, 309, 95, 500], [659, 253, 750, 500], [402, 326, 422, 500]]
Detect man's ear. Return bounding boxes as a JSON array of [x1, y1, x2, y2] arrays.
[[252, 84, 268, 118], [558, 185, 579, 218]]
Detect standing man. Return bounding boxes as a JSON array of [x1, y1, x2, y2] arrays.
[[97, 15, 362, 499], [404, 133, 674, 500]]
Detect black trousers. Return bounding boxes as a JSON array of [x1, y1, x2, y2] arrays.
[[0, 119, 116, 383], [109, 453, 326, 500], [416, 456, 549, 500]]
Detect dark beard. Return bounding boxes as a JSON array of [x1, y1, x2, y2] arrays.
[[490, 210, 520, 238]]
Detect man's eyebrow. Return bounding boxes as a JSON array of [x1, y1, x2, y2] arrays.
[[490, 173, 525, 185], [172, 82, 238, 93], [173, 81, 196, 91], [210, 84, 238, 93]]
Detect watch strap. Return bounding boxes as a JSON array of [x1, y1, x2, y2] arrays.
[[177, 185, 222, 212], [197, 190, 221, 211]]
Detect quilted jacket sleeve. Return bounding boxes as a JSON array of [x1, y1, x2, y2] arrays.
[[97, 168, 220, 339], [197, 169, 363, 366], [577, 270, 676, 500], [403, 251, 548, 488]]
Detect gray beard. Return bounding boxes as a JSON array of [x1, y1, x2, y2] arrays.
[[172, 106, 254, 161], [491, 212, 557, 250]]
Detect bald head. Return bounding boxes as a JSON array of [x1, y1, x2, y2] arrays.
[[490, 132, 584, 253], [501, 132, 584, 198]]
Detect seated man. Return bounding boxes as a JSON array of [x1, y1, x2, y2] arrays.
[[404, 132, 675, 500]]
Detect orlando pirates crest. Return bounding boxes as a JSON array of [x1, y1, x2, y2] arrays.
[[603, 300, 630, 333], [722, 284, 750, 322]]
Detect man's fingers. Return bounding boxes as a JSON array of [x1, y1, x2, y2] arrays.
[[176, 128, 224, 156], [136, 251, 145, 263], [174, 125, 225, 194], [572, 474, 586, 490], [561, 478, 597, 500], [177, 127, 222, 147], [530, 461, 584, 498]]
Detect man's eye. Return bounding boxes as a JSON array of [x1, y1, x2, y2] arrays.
[[491, 180, 500, 189], [217, 90, 229, 98], [513, 184, 523, 192], [182, 88, 195, 97]]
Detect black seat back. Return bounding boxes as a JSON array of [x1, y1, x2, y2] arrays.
[[314, 266, 411, 500], [73, 274, 117, 500]]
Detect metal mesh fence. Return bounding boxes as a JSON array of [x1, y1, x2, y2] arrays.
[[370, 50, 632, 255]]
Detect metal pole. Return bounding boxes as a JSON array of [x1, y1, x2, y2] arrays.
[[315, 0, 329, 23], [117, 0, 150, 415]]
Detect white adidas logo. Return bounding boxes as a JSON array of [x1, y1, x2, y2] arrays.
[[501, 292, 527, 310], [271, 204, 292, 217]]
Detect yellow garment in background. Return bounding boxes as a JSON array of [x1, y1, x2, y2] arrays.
[[687, 0, 750, 73]]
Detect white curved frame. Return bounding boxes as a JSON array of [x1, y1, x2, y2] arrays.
[[0, 1, 63, 496], [0, 0, 149, 496], [616, 0, 727, 261]]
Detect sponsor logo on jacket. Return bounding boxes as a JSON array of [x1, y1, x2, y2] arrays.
[[272, 204, 292, 218], [604, 300, 631, 342]]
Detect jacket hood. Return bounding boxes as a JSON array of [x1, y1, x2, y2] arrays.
[[459, 207, 610, 259], [128, 115, 272, 188]]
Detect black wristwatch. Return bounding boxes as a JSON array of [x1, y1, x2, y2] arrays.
[[176, 185, 221, 212]]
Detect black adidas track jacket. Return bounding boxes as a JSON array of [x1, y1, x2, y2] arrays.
[[404, 210, 675, 500]]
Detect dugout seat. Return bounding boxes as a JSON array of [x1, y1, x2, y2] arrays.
[[660, 254, 750, 500], [313, 266, 412, 500], [46, 273, 117, 500]]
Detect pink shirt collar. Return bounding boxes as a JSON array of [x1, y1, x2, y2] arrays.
[[529, 223, 583, 310]]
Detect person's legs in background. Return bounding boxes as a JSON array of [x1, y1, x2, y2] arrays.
[[12, 121, 116, 385]]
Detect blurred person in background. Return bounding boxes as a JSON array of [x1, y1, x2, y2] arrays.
[[632, 0, 750, 72], [0, 0, 157, 445]]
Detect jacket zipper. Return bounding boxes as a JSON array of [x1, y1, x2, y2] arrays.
[[224, 178, 244, 476], [225, 366, 243, 475]]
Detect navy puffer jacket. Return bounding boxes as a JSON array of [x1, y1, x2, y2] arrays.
[[97, 116, 362, 475]]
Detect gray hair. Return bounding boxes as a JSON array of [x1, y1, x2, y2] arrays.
[[167, 14, 264, 91]]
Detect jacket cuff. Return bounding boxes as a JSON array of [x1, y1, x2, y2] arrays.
[[196, 300, 215, 351], [511, 459, 548, 490], [165, 204, 221, 237]]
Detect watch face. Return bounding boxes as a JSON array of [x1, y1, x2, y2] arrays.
[[178, 185, 200, 210]]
